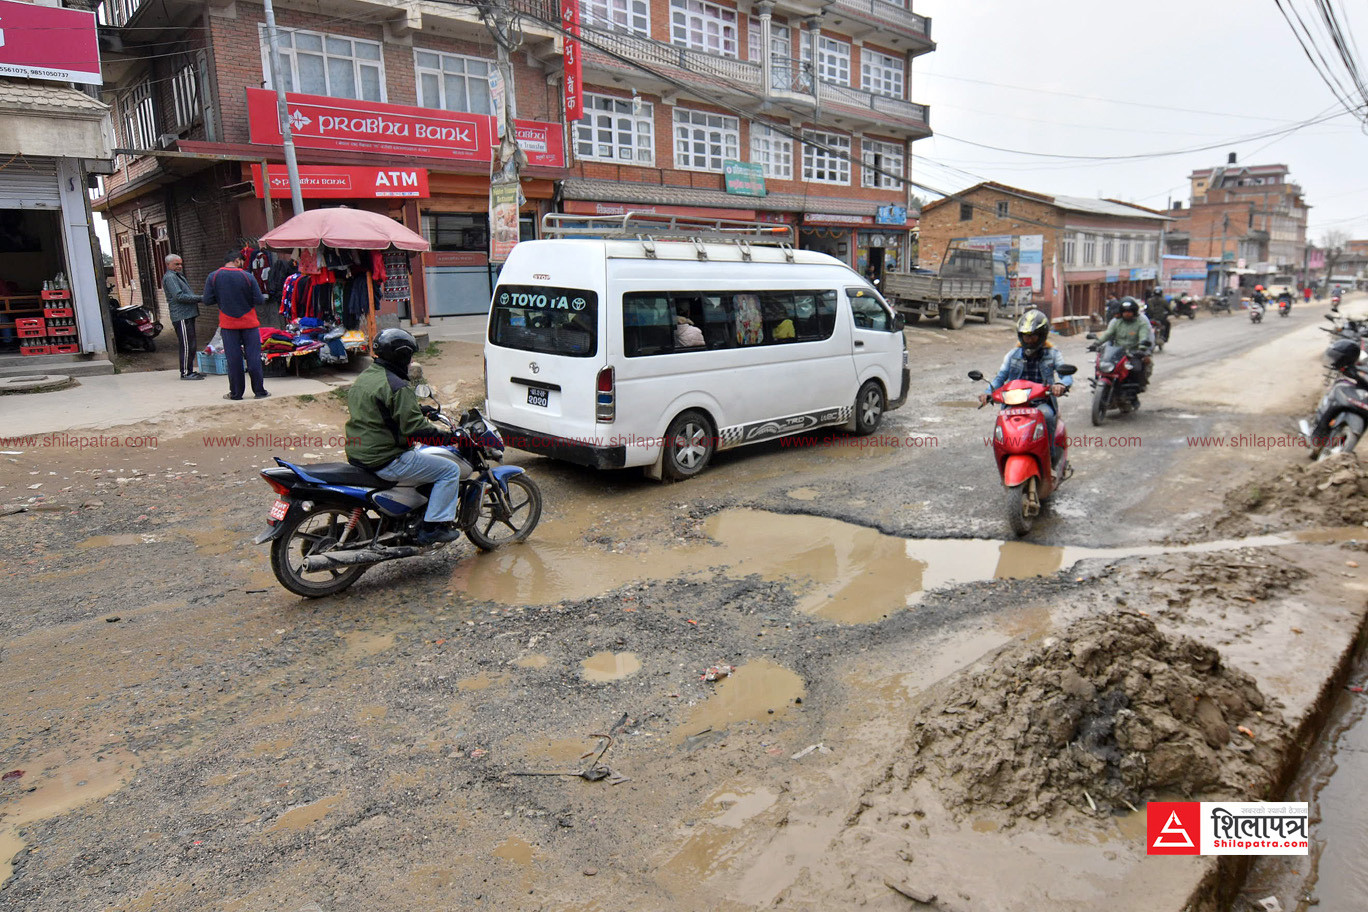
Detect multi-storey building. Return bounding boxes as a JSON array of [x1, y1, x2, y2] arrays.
[[1164, 154, 1309, 280], [94, 0, 932, 340], [918, 181, 1168, 321]]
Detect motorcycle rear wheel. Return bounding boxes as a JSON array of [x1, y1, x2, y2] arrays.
[[270, 506, 374, 598], [1007, 484, 1033, 537], [1090, 386, 1108, 427], [466, 474, 542, 551]]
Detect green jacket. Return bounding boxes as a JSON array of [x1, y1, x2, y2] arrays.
[[162, 270, 202, 322], [344, 363, 433, 469], [1096, 315, 1153, 350]]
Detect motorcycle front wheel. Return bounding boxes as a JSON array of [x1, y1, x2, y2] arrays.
[[270, 506, 374, 598], [1091, 385, 1109, 427], [466, 474, 542, 551], [1007, 483, 1033, 537]]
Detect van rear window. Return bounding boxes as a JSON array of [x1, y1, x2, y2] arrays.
[[489, 285, 598, 357]]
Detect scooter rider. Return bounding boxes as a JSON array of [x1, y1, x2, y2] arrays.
[[1093, 298, 1155, 388], [344, 328, 470, 546], [979, 309, 1072, 463]]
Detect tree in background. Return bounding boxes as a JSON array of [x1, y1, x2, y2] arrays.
[[1322, 229, 1348, 289]]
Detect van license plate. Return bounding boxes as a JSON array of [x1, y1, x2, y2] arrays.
[[527, 387, 549, 408]]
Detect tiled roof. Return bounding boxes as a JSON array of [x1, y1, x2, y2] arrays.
[[0, 78, 108, 117]]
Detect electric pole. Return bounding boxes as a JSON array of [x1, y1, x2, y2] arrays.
[[480, 2, 527, 262], [263, 0, 305, 217]]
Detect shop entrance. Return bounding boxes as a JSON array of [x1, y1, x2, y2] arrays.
[[799, 228, 849, 266], [0, 208, 66, 354], [422, 212, 536, 316]]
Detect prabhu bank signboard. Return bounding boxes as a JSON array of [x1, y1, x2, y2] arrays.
[[246, 88, 565, 168], [250, 165, 430, 199], [0, 0, 102, 86]]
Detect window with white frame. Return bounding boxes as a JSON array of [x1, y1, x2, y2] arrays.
[[1062, 234, 1076, 266], [1118, 237, 1131, 265], [1082, 233, 1096, 265], [816, 36, 850, 85], [861, 48, 904, 99], [584, 0, 650, 37], [119, 81, 157, 150], [670, 0, 738, 57], [802, 131, 850, 184], [1101, 236, 1114, 265], [748, 18, 791, 89], [673, 108, 739, 172], [861, 139, 903, 189], [170, 58, 202, 131], [415, 50, 493, 115], [751, 124, 792, 180], [262, 27, 384, 101], [575, 93, 654, 164]]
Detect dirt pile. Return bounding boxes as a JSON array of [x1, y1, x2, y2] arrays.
[[1220, 453, 1368, 531], [1157, 552, 1309, 613], [906, 613, 1286, 819]]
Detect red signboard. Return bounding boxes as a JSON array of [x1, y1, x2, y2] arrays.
[[0, 0, 101, 86], [247, 88, 566, 169], [562, 0, 584, 122], [251, 165, 430, 199]]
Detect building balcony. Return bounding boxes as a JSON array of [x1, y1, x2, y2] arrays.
[[825, 0, 934, 55]]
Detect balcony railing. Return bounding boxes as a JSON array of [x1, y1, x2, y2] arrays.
[[583, 26, 762, 88], [832, 0, 932, 40]]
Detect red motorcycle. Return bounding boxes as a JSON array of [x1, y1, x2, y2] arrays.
[[1085, 334, 1150, 426], [969, 366, 1077, 537]]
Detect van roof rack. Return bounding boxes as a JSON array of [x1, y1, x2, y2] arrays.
[[541, 211, 796, 251]]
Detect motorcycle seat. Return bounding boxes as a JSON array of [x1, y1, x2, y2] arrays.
[[294, 462, 394, 489]]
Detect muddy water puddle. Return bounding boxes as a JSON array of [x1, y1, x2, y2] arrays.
[[580, 651, 641, 682], [265, 792, 343, 834], [671, 660, 804, 745], [456, 504, 1367, 625]]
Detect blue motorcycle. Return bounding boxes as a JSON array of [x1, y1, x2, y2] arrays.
[[254, 384, 541, 597]]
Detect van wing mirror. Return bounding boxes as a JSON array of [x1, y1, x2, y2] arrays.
[[892, 313, 905, 331]]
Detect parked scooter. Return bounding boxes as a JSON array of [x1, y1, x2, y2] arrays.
[[108, 297, 163, 352], [254, 371, 542, 597], [1085, 334, 1151, 426], [968, 365, 1077, 537], [1299, 339, 1368, 459]]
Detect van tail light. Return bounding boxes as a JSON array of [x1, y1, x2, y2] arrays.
[[596, 366, 615, 422]]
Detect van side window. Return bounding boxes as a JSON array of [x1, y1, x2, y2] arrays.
[[795, 291, 837, 341], [848, 287, 893, 331], [622, 293, 675, 356], [623, 290, 838, 356]]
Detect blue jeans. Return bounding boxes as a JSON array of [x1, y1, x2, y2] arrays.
[[1036, 400, 1060, 462], [376, 448, 468, 523], [221, 326, 267, 399]]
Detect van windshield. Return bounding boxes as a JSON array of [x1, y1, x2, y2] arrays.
[[489, 285, 598, 357]]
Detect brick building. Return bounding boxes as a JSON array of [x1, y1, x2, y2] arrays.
[[917, 182, 1168, 321], [1164, 154, 1309, 285], [94, 0, 933, 336]]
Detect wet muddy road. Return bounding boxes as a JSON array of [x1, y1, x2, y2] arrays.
[[0, 302, 1360, 911]]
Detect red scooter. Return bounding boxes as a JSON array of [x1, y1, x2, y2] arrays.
[[969, 365, 1077, 537], [1084, 334, 1150, 426]]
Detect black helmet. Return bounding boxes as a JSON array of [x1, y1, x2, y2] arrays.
[[1015, 309, 1050, 356], [373, 328, 419, 375], [1324, 339, 1362, 371], [1119, 299, 1140, 318]]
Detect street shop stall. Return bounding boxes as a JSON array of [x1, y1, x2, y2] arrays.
[[197, 208, 429, 376]]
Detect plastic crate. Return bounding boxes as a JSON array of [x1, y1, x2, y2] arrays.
[[43, 306, 73, 319], [50, 343, 79, 354], [17, 326, 46, 339], [41, 289, 71, 300], [47, 325, 77, 337], [20, 344, 52, 356], [197, 351, 229, 375], [15, 317, 44, 332]]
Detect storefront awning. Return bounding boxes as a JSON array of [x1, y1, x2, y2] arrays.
[[0, 79, 113, 161]]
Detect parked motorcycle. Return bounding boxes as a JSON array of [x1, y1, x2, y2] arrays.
[[1249, 300, 1265, 324], [1299, 339, 1368, 459], [254, 377, 542, 597], [108, 298, 163, 352], [1085, 334, 1150, 426], [968, 365, 1077, 537], [1207, 293, 1233, 315]]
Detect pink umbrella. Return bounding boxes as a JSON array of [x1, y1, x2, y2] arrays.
[[259, 206, 430, 252]]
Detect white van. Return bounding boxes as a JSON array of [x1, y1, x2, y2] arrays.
[[482, 215, 909, 480]]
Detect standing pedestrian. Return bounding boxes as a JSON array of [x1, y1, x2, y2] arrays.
[[162, 253, 204, 380], [203, 250, 269, 401]]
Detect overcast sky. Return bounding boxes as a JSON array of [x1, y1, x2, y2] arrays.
[[912, 0, 1368, 245]]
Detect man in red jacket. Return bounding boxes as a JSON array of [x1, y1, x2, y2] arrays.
[[204, 250, 269, 401]]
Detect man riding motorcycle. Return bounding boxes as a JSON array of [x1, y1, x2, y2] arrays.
[[344, 328, 470, 546], [1093, 298, 1154, 388], [1146, 286, 1171, 342], [979, 309, 1072, 463]]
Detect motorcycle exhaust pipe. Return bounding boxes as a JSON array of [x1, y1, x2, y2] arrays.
[[302, 545, 423, 571]]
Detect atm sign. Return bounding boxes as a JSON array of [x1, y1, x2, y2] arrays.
[[251, 165, 430, 199]]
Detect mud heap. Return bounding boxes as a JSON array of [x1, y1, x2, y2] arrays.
[[907, 613, 1286, 819], [1224, 452, 1368, 529]]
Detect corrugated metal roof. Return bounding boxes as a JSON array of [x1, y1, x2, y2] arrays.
[[1052, 195, 1171, 220]]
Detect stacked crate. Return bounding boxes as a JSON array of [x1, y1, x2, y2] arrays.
[[18, 291, 79, 355]]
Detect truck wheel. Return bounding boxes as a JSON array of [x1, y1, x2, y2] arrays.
[[939, 301, 967, 330], [904, 312, 921, 325], [982, 299, 1001, 323]]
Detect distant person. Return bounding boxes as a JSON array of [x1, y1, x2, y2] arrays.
[[162, 253, 205, 381], [204, 249, 268, 401], [1303, 286, 1313, 304]]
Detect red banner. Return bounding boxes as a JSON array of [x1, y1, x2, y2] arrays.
[[0, 0, 101, 86], [562, 0, 584, 122], [247, 88, 566, 168], [251, 165, 430, 199]]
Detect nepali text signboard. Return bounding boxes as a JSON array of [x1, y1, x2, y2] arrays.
[[723, 160, 766, 197], [875, 205, 908, 226], [246, 88, 566, 168], [562, 0, 584, 122], [251, 165, 430, 199], [489, 179, 520, 263], [0, 0, 101, 86]]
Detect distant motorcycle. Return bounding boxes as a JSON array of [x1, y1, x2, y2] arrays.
[[968, 365, 1077, 537], [1172, 296, 1197, 320], [1249, 301, 1265, 324], [255, 376, 542, 597], [1149, 315, 1169, 351], [1278, 297, 1291, 317], [1085, 334, 1151, 426]]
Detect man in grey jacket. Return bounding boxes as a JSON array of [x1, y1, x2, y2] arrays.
[[163, 253, 205, 380]]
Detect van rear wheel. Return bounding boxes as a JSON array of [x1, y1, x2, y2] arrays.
[[662, 410, 715, 481]]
